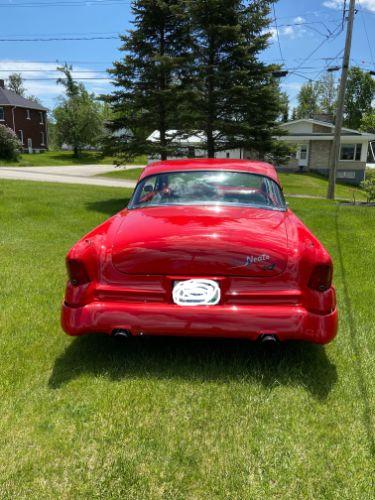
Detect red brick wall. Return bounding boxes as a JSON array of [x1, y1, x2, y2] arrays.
[[0, 105, 47, 150]]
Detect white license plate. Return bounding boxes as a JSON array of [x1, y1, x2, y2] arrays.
[[172, 279, 221, 306]]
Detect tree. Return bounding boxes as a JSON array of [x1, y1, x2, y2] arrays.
[[278, 91, 289, 122], [183, 0, 283, 157], [106, 0, 286, 161], [54, 64, 104, 157], [105, 0, 193, 161], [360, 112, 375, 134], [7, 73, 26, 96], [6, 73, 42, 103], [295, 81, 319, 119], [0, 124, 22, 160], [316, 72, 337, 116], [344, 67, 375, 130]]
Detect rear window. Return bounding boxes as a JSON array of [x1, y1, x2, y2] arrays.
[[129, 170, 286, 211]]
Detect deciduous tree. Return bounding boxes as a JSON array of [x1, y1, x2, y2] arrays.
[[344, 67, 375, 130], [295, 81, 319, 119], [54, 65, 103, 157]]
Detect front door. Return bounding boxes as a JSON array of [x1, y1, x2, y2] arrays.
[[27, 138, 33, 154], [298, 144, 309, 167]]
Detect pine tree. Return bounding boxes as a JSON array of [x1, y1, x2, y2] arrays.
[[185, 0, 282, 157], [105, 0, 193, 161]]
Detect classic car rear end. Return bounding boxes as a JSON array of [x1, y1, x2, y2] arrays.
[[62, 160, 338, 344]]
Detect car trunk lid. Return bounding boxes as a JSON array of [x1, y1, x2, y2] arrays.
[[111, 206, 289, 277]]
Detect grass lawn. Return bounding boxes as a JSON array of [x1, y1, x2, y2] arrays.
[[279, 172, 366, 201], [98, 167, 144, 180], [0, 150, 147, 167], [0, 179, 374, 497]]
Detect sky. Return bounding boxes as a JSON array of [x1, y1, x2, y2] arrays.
[[0, 0, 374, 113]]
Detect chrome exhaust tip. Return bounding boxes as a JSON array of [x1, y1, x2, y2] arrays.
[[112, 329, 132, 338], [259, 334, 279, 345]]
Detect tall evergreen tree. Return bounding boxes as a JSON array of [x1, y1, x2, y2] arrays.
[[184, 0, 282, 157], [106, 0, 193, 161]]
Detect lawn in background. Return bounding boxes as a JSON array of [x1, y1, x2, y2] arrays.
[[0, 179, 374, 497], [279, 171, 366, 201], [0, 150, 147, 167], [98, 167, 144, 180]]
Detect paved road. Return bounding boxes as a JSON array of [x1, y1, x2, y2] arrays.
[[0, 164, 141, 189]]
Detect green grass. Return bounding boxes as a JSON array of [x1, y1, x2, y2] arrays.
[[0, 151, 147, 167], [98, 167, 144, 180], [0, 180, 374, 497], [279, 172, 366, 201]]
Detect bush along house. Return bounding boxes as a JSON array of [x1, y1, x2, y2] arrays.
[[0, 79, 48, 153], [276, 115, 375, 185]]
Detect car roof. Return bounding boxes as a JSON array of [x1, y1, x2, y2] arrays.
[[139, 159, 281, 185]]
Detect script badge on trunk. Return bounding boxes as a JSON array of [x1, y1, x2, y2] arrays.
[[172, 279, 221, 306]]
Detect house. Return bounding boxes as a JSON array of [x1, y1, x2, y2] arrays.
[[147, 130, 249, 162], [277, 118, 375, 185], [0, 79, 48, 152], [147, 118, 375, 185]]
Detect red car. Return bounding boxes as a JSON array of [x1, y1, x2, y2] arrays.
[[62, 159, 338, 344]]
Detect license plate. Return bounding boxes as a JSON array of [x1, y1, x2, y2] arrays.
[[172, 279, 221, 306]]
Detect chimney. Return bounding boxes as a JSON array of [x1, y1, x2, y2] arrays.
[[0, 79, 4, 89]]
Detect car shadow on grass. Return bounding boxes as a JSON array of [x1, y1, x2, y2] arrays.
[[85, 198, 131, 216], [49, 336, 337, 401]]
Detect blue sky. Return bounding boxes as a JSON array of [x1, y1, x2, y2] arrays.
[[0, 0, 374, 112]]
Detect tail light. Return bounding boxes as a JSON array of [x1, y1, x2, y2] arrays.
[[308, 264, 332, 292], [66, 258, 90, 286]]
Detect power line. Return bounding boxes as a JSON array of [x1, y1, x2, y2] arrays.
[[272, 3, 285, 64], [290, 22, 343, 75], [358, 4, 375, 70], [0, 36, 118, 41], [22, 77, 111, 80], [0, 0, 129, 7]]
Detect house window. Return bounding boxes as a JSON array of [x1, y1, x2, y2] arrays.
[[40, 132, 45, 146], [0, 106, 4, 120], [18, 130, 24, 144], [26, 109, 31, 120], [340, 143, 363, 161], [39, 111, 44, 124]]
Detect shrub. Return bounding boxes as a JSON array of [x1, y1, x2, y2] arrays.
[[361, 169, 375, 203], [0, 124, 22, 161]]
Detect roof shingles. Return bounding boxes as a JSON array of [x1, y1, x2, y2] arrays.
[[0, 87, 47, 111]]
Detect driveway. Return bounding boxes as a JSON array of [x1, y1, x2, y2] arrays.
[[0, 164, 141, 189]]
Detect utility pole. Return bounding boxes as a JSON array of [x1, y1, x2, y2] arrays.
[[327, 0, 356, 200]]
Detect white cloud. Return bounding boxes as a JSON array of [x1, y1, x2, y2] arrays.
[[323, 0, 375, 11], [267, 23, 306, 40], [293, 16, 306, 23], [0, 60, 111, 108]]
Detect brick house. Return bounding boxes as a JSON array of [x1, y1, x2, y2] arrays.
[[276, 118, 375, 185], [0, 79, 48, 152]]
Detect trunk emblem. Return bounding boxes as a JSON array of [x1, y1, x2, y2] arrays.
[[173, 279, 221, 306], [232, 254, 271, 269]]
